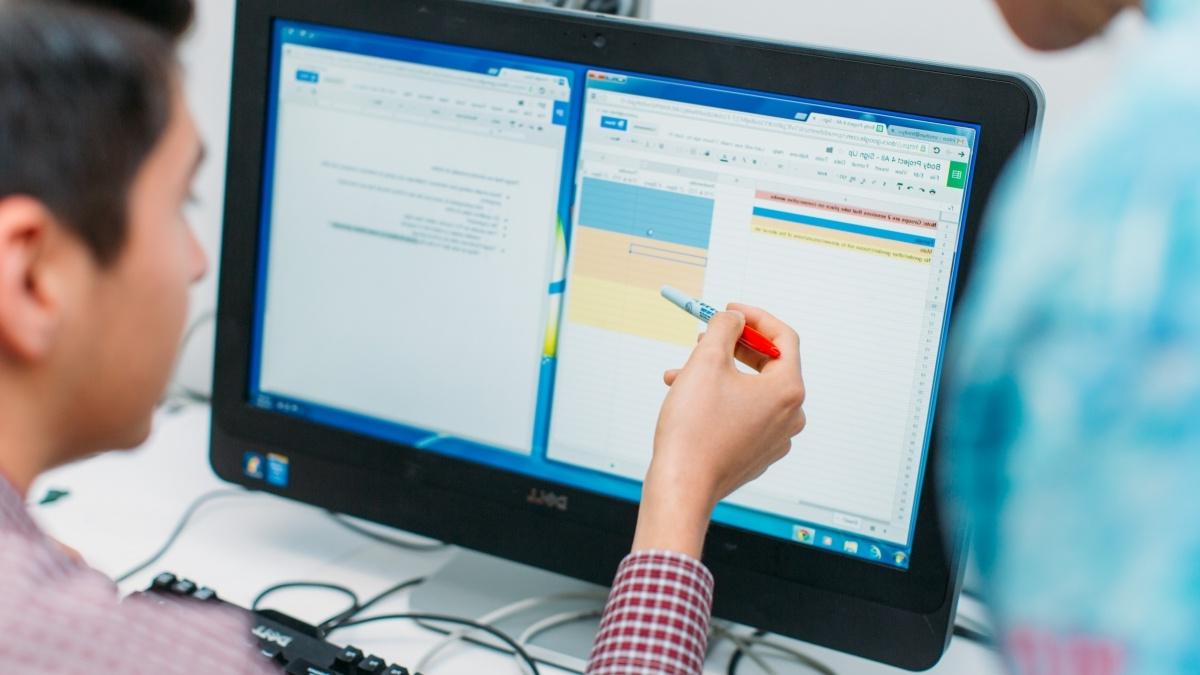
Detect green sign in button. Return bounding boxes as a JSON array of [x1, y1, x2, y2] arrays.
[[947, 161, 968, 189]]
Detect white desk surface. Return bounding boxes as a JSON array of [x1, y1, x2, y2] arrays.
[[28, 404, 1004, 675]]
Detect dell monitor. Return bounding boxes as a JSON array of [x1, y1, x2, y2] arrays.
[[211, 0, 1041, 669]]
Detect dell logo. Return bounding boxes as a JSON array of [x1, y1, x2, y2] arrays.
[[252, 625, 294, 648], [526, 487, 568, 512]]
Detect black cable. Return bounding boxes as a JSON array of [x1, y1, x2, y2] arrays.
[[327, 511, 447, 552], [726, 643, 747, 675], [726, 629, 841, 675], [953, 623, 995, 648], [249, 576, 425, 638], [114, 488, 246, 583], [253, 578, 360, 619], [328, 613, 540, 675], [316, 576, 425, 634], [726, 629, 766, 675]]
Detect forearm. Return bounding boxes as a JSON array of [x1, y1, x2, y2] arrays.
[[586, 550, 715, 675]]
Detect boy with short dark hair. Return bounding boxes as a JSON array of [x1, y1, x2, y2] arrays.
[[0, 2, 275, 671], [0, 2, 807, 673]]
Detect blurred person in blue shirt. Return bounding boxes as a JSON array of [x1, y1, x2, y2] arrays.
[[945, 0, 1200, 672]]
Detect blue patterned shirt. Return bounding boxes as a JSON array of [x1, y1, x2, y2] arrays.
[[943, 1, 1200, 673]]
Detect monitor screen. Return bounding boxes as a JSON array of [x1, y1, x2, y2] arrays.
[[249, 20, 979, 571]]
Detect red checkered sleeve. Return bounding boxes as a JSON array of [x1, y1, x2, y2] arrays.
[[586, 550, 714, 675]]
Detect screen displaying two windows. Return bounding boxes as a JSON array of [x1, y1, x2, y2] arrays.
[[250, 21, 979, 570]]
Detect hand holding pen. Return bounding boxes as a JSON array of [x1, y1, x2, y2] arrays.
[[632, 295, 806, 558]]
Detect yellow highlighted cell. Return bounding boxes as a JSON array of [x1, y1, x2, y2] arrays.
[[751, 217, 932, 264], [567, 275, 699, 346], [571, 226, 706, 292]]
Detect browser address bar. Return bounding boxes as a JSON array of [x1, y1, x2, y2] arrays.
[[800, 126, 926, 153], [599, 93, 933, 153], [600, 94, 801, 132], [287, 45, 542, 97]]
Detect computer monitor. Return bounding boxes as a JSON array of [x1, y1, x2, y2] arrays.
[[211, 0, 1040, 669]]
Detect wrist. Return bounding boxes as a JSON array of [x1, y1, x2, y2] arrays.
[[631, 465, 719, 558]]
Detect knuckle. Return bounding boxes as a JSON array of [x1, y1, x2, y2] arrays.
[[779, 384, 806, 408]]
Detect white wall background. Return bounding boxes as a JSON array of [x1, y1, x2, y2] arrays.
[[174, 0, 1151, 393]]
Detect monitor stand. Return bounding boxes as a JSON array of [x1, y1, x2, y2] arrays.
[[408, 548, 608, 673]]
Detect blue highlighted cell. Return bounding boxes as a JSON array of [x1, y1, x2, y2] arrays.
[[599, 116, 628, 131], [295, 69, 319, 83], [752, 207, 935, 247], [578, 178, 714, 250]]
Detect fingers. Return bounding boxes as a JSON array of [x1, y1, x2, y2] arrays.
[[692, 328, 768, 374], [726, 303, 798, 351], [733, 342, 771, 373], [727, 303, 801, 375], [689, 309, 745, 365]]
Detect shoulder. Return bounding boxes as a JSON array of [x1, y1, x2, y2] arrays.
[[1035, 16, 1200, 218], [961, 21, 1200, 348]]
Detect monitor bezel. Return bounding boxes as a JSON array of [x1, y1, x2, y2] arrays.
[[211, 0, 1040, 669]]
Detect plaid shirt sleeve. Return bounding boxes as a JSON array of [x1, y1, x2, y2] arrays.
[[586, 550, 715, 675]]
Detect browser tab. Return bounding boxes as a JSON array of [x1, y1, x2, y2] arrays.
[[496, 67, 563, 84], [496, 68, 570, 98], [887, 125, 968, 146], [809, 114, 884, 133]]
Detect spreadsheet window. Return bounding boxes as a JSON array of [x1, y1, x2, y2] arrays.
[[547, 73, 971, 546]]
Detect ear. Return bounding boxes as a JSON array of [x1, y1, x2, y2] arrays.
[[0, 196, 62, 362]]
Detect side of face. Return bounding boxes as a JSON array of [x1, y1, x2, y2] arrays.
[[993, 0, 1139, 50], [57, 85, 207, 451]]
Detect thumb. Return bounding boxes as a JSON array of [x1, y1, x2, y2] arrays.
[[695, 310, 745, 361]]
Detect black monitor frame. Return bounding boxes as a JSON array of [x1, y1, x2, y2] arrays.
[[211, 0, 1040, 669]]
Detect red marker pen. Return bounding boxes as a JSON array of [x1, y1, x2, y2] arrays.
[[661, 285, 782, 359]]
